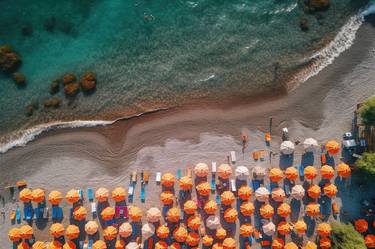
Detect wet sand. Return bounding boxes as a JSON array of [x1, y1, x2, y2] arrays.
[[1, 19, 375, 247]]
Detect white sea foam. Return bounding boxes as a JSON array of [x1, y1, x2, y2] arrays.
[[0, 120, 115, 154], [289, 3, 375, 90]]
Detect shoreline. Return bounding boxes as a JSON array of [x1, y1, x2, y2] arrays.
[[1, 5, 375, 154]]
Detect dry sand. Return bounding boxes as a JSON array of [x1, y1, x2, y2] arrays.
[[0, 19, 375, 248]]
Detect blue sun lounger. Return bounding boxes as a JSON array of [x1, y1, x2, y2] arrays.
[[284, 184, 291, 196], [52, 206, 63, 220], [88, 240, 93, 249], [299, 165, 304, 177], [252, 180, 260, 190], [211, 178, 216, 191], [140, 185, 145, 203], [79, 189, 84, 200], [265, 183, 272, 193], [177, 169, 182, 179], [16, 207, 21, 224], [24, 205, 34, 221], [34, 206, 44, 219], [79, 241, 84, 249], [87, 188, 94, 202], [215, 195, 221, 205]]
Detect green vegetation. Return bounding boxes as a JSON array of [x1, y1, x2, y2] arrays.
[[330, 222, 366, 249], [359, 96, 375, 126], [355, 152, 375, 180]]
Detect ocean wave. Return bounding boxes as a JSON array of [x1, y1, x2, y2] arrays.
[[0, 108, 168, 154], [287, 3, 375, 91]]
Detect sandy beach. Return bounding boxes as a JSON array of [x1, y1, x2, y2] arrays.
[[1, 16, 375, 248]]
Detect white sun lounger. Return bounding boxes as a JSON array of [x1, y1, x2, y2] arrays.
[[230, 151, 236, 164], [128, 185, 134, 196], [230, 179, 236, 192], [91, 203, 96, 213], [211, 162, 217, 173], [156, 172, 161, 183]]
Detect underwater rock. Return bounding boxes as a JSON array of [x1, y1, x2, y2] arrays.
[[303, 0, 330, 13], [21, 25, 33, 36], [25, 105, 34, 116], [44, 17, 56, 32], [64, 83, 79, 96], [43, 97, 61, 108], [12, 72, 26, 85], [300, 17, 309, 31], [0, 45, 21, 73], [50, 79, 60, 94], [80, 72, 97, 92], [62, 73, 76, 85]]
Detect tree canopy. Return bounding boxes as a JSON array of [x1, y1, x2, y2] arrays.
[[359, 96, 375, 126], [331, 222, 366, 249], [355, 152, 375, 180]]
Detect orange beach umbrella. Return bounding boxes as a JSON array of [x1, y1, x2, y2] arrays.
[[284, 242, 298, 249], [187, 215, 201, 230], [216, 227, 227, 239], [317, 223, 331, 237], [115, 240, 125, 249], [92, 240, 107, 249], [304, 166, 317, 180], [320, 165, 334, 179], [101, 206, 115, 221], [179, 176, 193, 190], [323, 183, 337, 198], [32, 188, 45, 203], [65, 189, 80, 204], [166, 207, 181, 223], [184, 200, 198, 214], [305, 241, 318, 249], [307, 184, 321, 199], [223, 237, 236, 249], [320, 238, 331, 249], [103, 226, 118, 241], [85, 221, 99, 235], [170, 243, 180, 249], [50, 223, 64, 238], [18, 242, 30, 249], [129, 206, 142, 221], [221, 191, 235, 206], [111, 187, 126, 202], [119, 222, 132, 238], [294, 220, 307, 234], [365, 234, 375, 248], [355, 219, 368, 233], [325, 140, 340, 155], [238, 185, 252, 200], [32, 241, 46, 249], [196, 182, 211, 196], [186, 232, 200, 247], [194, 163, 209, 177], [48, 191, 63, 205], [269, 168, 283, 182], [63, 241, 76, 249], [260, 204, 274, 219], [48, 240, 62, 249], [337, 163, 351, 178], [16, 180, 27, 188], [173, 226, 188, 242], [160, 191, 174, 205], [95, 187, 109, 202], [204, 200, 218, 214], [285, 167, 298, 181], [73, 206, 87, 221], [19, 188, 32, 202], [202, 235, 214, 246], [240, 201, 255, 216], [65, 225, 80, 240], [218, 164, 232, 179], [277, 203, 291, 218], [239, 224, 254, 237], [20, 224, 33, 239], [277, 221, 291, 235], [212, 243, 223, 249], [224, 208, 238, 223], [306, 203, 320, 217], [156, 225, 170, 239], [272, 238, 284, 249], [161, 173, 175, 187], [155, 241, 168, 249], [8, 227, 21, 242]]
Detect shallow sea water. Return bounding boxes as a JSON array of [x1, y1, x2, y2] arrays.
[[0, 0, 367, 135]]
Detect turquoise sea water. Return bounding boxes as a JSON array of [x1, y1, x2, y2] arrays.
[[0, 0, 368, 137]]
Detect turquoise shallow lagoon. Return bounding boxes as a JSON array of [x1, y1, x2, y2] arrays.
[[0, 0, 368, 138]]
